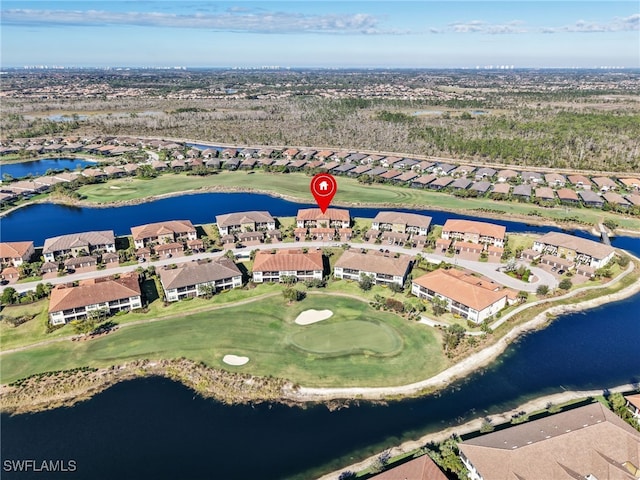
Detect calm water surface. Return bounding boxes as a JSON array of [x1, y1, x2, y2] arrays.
[[0, 158, 95, 179]]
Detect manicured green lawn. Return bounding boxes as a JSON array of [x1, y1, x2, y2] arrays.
[[76, 172, 640, 230], [0, 294, 445, 387]]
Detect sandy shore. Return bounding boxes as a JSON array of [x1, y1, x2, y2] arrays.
[[315, 383, 640, 480]]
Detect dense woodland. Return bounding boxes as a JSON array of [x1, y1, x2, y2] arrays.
[[1, 68, 639, 172]]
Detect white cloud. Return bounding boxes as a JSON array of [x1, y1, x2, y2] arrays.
[[541, 14, 640, 33], [0, 8, 403, 34], [447, 20, 527, 34]]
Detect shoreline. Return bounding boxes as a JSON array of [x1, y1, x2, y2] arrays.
[[0, 183, 621, 237], [315, 383, 640, 480], [2, 260, 638, 415]]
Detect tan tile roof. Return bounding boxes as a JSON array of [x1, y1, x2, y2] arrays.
[[296, 208, 350, 223], [413, 269, 507, 311], [619, 178, 640, 188], [373, 211, 432, 229], [0, 241, 33, 258], [335, 250, 413, 277], [215, 211, 275, 228], [556, 188, 580, 201], [567, 174, 592, 186], [159, 258, 241, 290], [43, 230, 115, 254], [442, 219, 506, 240], [456, 241, 483, 251], [49, 273, 141, 313], [535, 232, 614, 260], [492, 183, 511, 194], [459, 403, 640, 480], [155, 242, 184, 253], [252, 249, 323, 272], [130, 220, 195, 241], [535, 187, 556, 199], [626, 393, 640, 410], [369, 454, 448, 480]]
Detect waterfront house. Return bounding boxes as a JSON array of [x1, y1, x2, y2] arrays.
[[512, 184, 532, 201], [578, 190, 604, 208], [0, 241, 35, 267], [442, 219, 506, 248], [296, 208, 350, 229], [458, 403, 640, 480], [334, 250, 413, 287], [49, 272, 142, 325], [626, 394, 640, 421], [532, 231, 615, 268], [412, 269, 508, 323], [603, 191, 631, 209], [43, 230, 116, 262], [252, 249, 324, 283], [159, 258, 242, 302], [215, 211, 276, 236], [130, 220, 197, 249], [371, 212, 432, 236]]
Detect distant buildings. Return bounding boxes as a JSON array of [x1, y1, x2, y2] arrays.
[[130, 220, 197, 249], [532, 232, 615, 269]]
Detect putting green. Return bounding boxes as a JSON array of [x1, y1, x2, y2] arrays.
[[289, 320, 403, 356]]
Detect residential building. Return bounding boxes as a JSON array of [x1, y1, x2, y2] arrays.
[[459, 402, 640, 480], [442, 219, 506, 248], [535, 187, 556, 202], [334, 250, 412, 286], [43, 230, 116, 262], [412, 269, 508, 323], [130, 220, 197, 249], [429, 176, 454, 189], [369, 454, 448, 480], [475, 167, 497, 180], [556, 188, 580, 204], [592, 176, 618, 191], [567, 174, 593, 190], [0, 241, 35, 267], [532, 231, 615, 268], [159, 258, 242, 302], [620, 178, 640, 190], [626, 394, 640, 421], [470, 181, 492, 194], [497, 169, 519, 182], [578, 189, 605, 207], [48, 272, 142, 325], [252, 249, 324, 283], [296, 208, 350, 229], [521, 171, 543, 184], [215, 211, 276, 235], [512, 184, 532, 200], [371, 212, 432, 236], [544, 172, 567, 187], [604, 191, 631, 208]]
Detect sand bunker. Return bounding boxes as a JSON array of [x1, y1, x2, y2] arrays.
[[294, 309, 334, 325], [222, 354, 249, 366], [109, 186, 121, 189]]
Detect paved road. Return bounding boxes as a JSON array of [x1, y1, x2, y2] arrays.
[[4, 240, 556, 294]]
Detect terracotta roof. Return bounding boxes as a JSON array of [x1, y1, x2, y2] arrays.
[[159, 258, 241, 290], [215, 211, 275, 228], [369, 454, 448, 480], [130, 220, 195, 241], [373, 212, 432, 229], [413, 174, 436, 185], [252, 249, 323, 273], [535, 187, 556, 199], [567, 174, 592, 186], [592, 176, 617, 188], [296, 208, 350, 223], [335, 250, 413, 277], [626, 393, 640, 410], [459, 403, 640, 480], [535, 232, 614, 260], [603, 191, 631, 206], [413, 269, 507, 311], [49, 273, 141, 313], [456, 241, 483, 251], [497, 169, 519, 179], [43, 230, 115, 254], [154, 242, 184, 253], [619, 178, 640, 189], [442, 219, 506, 240], [491, 183, 511, 195], [0, 241, 33, 258], [556, 188, 580, 201]]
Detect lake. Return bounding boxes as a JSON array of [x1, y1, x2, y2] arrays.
[[0, 158, 95, 179], [0, 191, 607, 247]]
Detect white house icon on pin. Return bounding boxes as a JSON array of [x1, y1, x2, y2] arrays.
[[319, 180, 329, 191]]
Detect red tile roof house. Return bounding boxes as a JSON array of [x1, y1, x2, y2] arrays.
[[455, 241, 484, 255], [48, 272, 142, 325], [458, 402, 640, 480], [626, 393, 640, 421], [567, 174, 593, 190], [130, 220, 197, 249], [215, 211, 276, 236], [412, 269, 509, 324], [159, 258, 242, 302], [0, 241, 35, 267], [296, 208, 350, 229], [435, 238, 452, 253], [442, 219, 506, 248], [369, 453, 448, 480], [620, 178, 640, 190], [252, 249, 324, 283], [334, 250, 413, 287], [372, 212, 433, 236], [43, 230, 116, 263], [309, 227, 335, 241], [154, 242, 184, 258], [1, 266, 20, 283]]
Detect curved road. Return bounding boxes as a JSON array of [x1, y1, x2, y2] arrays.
[[4, 240, 557, 295]]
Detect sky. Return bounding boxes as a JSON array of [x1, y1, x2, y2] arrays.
[[1, 1, 638, 68]]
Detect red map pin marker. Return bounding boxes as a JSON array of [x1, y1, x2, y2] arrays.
[[310, 173, 337, 213]]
